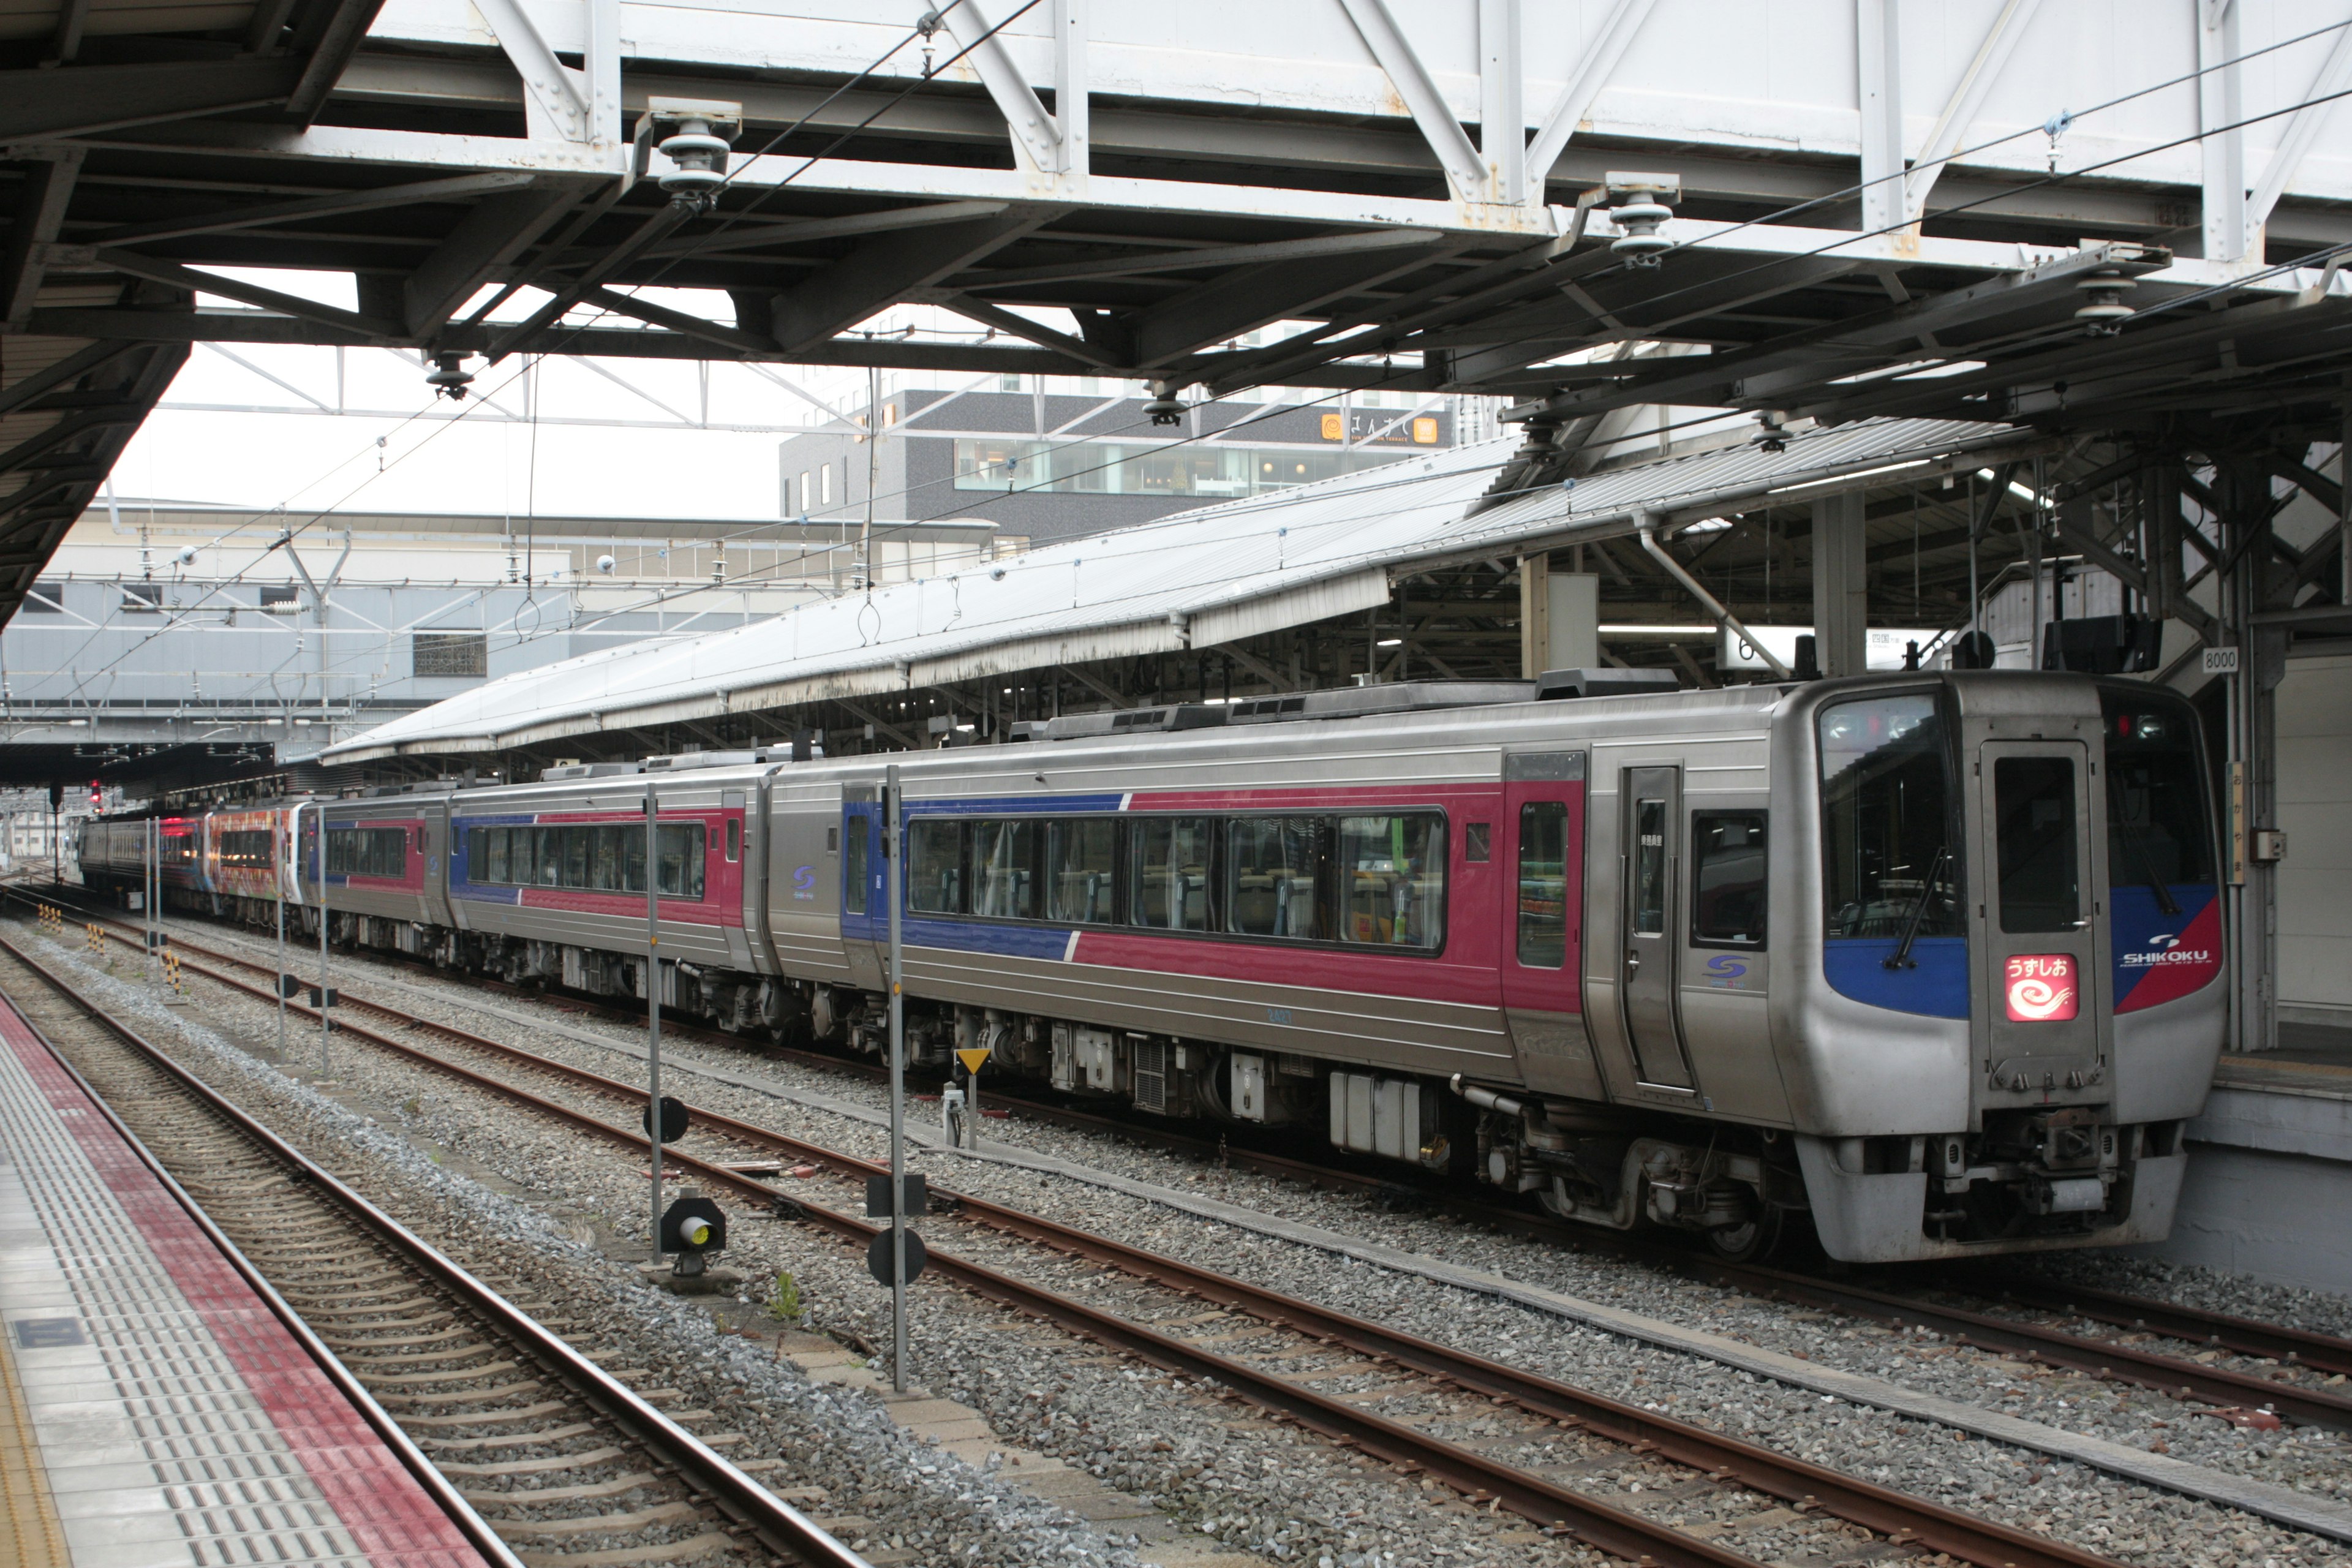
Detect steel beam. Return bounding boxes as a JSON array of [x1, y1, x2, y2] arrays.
[[469, 0, 598, 145], [46, 0, 91, 64], [936, 295, 1126, 370], [2247, 19, 2352, 235], [1812, 490, 1868, 677], [2199, 0, 2248, 264], [643, 201, 1012, 262], [1855, 0, 1904, 235], [93, 249, 401, 338], [937, 0, 1085, 176], [1477, 0, 1525, 206], [766, 212, 1047, 354], [285, 0, 391, 125], [404, 183, 586, 336], [1526, 0, 1654, 190], [1, 150, 83, 328], [86, 173, 538, 248], [0, 59, 300, 140], [1905, 0, 2043, 223], [1339, 0, 1490, 201]]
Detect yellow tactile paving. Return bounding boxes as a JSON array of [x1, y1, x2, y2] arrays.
[[0, 1314, 71, 1568]]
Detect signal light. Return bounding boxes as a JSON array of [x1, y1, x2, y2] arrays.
[[658, 1195, 727, 1278]]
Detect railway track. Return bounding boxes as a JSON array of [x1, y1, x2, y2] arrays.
[[0, 927, 865, 1568], [50, 884, 2352, 1433], [15, 896, 2160, 1568]]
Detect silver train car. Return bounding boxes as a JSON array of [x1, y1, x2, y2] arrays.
[[77, 670, 2223, 1263]]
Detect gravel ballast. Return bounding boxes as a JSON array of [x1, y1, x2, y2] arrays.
[[86, 908, 2352, 1568]]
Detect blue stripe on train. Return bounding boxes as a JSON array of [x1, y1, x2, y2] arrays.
[[1823, 935, 1970, 1018], [900, 915, 1074, 961]]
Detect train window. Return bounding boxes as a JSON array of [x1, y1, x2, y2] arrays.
[[845, 821, 867, 914], [1047, 818, 1117, 924], [2101, 692, 2214, 893], [565, 830, 592, 889], [1819, 694, 1961, 940], [1130, 817, 1212, 930], [1225, 817, 1325, 940], [1463, 823, 1491, 864], [219, 829, 273, 869], [533, 827, 562, 886], [726, 819, 742, 863], [326, 827, 407, 877], [972, 820, 1038, 919], [1630, 800, 1668, 935], [1994, 756, 2079, 933], [908, 819, 967, 913], [1340, 814, 1444, 949], [590, 827, 624, 891], [480, 827, 506, 882], [1691, 812, 1767, 948], [1517, 803, 1568, 967], [656, 824, 704, 899]]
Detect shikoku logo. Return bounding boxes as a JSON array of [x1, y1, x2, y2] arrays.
[[2005, 953, 2078, 1022], [2122, 930, 2210, 967]]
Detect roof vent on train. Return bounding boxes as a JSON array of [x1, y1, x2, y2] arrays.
[[641, 749, 779, 771], [1534, 667, 1683, 701], [1223, 680, 1536, 725], [541, 761, 646, 780], [1041, 705, 1231, 742]]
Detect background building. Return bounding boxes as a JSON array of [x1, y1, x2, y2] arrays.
[[778, 379, 1471, 541]]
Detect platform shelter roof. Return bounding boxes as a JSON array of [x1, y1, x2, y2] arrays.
[[323, 414, 2031, 762]]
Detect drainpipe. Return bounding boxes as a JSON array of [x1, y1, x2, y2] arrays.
[[1633, 511, 1796, 679]]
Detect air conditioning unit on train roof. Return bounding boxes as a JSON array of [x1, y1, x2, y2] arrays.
[[541, 761, 646, 780], [641, 750, 775, 771], [1534, 667, 1682, 701], [1223, 680, 1534, 725], [1041, 706, 1231, 742]]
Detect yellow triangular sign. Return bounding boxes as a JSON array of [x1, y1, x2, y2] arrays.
[[955, 1047, 992, 1076]]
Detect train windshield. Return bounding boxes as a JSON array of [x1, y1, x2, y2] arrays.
[[2100, 690, 2214, 907], [1819, 693, 1961, 939]]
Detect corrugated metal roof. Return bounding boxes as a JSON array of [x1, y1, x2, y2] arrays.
[[324, 415, 2029, 761]]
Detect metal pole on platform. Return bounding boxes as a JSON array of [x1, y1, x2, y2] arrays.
[[146, 818, 157, 981], [318, 807, 331, 1076], [646, 780, 664, 1265], [885, 761, 908, 1393], [277, 805, 292, 1060]]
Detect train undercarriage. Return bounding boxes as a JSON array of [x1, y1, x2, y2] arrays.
[[118, 884, 2174, 1264]]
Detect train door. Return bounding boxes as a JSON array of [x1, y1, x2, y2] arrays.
[[838, 796, 885, 990], [1974, 740, 2107, 1090], [1619, 764, 1698, 1090], [1499, 751, 1607, 1098]]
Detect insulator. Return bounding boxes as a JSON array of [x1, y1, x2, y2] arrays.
[[658, 129, 732, 195], [2074, 272, 2136, 336], [1608, 199, 1675, 265]]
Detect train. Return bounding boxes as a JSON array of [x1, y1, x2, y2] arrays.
[[75, 668, 2225, 1264]]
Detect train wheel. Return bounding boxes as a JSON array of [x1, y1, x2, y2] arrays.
[[1703, 1204, 1784, 1264]]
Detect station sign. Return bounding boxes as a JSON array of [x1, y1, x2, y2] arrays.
[[1719, 624, 1943, 671]]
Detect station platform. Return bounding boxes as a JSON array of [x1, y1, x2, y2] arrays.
[[2149, 1022, 2352, 1296], [0, 996, 498, 1568]]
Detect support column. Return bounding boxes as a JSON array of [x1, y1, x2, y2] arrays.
[[1812, 492, 1869, 677], [1520, 552, 1599, 676]]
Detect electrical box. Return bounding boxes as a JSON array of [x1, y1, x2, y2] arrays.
[[2252, 828, 2287, 864], [1232, 1052, 1270, 1120], [1328, 1071, 1444, 1168]]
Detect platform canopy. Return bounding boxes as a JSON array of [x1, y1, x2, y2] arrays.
[[8, 2, 2352, 434], [322, 413, 2034, 761]]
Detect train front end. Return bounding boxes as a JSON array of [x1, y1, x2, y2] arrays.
[[1781, 671, 2224, 1262]]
